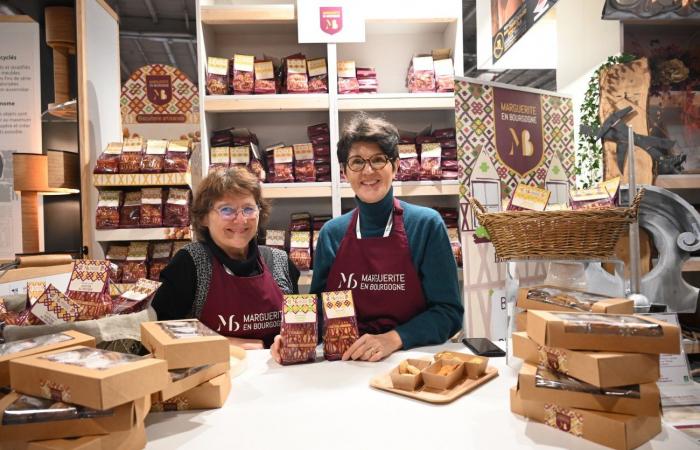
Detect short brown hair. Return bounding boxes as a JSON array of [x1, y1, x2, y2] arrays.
[[337, 112, 400, 165], [191, 167, 270, 241]]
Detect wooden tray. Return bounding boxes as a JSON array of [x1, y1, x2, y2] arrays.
[[229, 345, 247, 378], [370, 366, 498, 404]]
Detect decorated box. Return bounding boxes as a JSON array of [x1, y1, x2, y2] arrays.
[[151, 372, 230, 412], [156, 361, 230, 402], [321, 290, 359, 361], [280, 294, 317, 365], [22, 285, 81, 326], [65, 260, 112, 320], [112, 278, 162, 315], [18, 423, 147, 450]]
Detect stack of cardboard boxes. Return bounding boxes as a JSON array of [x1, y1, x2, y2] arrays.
[[1, 330, 167, 449], [510, 286, 681, 450], [141, 319, 232, 412]]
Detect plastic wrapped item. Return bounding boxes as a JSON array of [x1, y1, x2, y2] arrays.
[[112, 278, 162, 315], [535, 365, 641, 398], [206, 57, 229, 95], [407, 55, 436, 93], [322, 290, 359, 361], [553, 313, 664, 337], [264, 230, 286, 250], [434, 58, 455, 93], [280, 294, 318, 365], [93, 142, 122, 174], [148, 241, 173, 281], [307, 58, 328, 93], [164, 139, 191, 173], [119, 138, 144, 174], [122, 242, 149, 284], [209, 147, 230, 172], [312, 143, 330, 157], [273, 146, 294, 183], [315, 164, 331, 178], [433, 128, 456, 139], [525, 287, 614, 312], [356, 67, 378, 93], [231, 54, 254, 95], [141, 139, 167, 173], [289, 231, 311, 271], [310, 133, 330, 147], [396, 144, 420, 181], [290, 212, 312, 231], [441, 147, 458, 160], [254, 60, 277, 94], [119, 191, 141, 228], [441, 159, 459, 171], [419, 143, 442, 180], [293, 143, 316, 182], [337, 60, 359, 94], [140, 188, 163, 227], [2, 393, 112, 425], [95, 190, 122, 229], [307, 123, 329, 137], [210, 128, 233, 147], [286, 56, 308, 93], [106, 244, 129, 283], [570, 183, 616, 210], [163, 188, 191, 228]]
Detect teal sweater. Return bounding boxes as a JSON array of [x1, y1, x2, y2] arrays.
[[311, 188, 463, 349]]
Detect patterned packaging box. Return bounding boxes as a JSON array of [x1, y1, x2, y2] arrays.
[[23, 285, 81, 326], [321, 290, 359, 361], [112, 278, 162, 315], [65, 260, 113, 320]]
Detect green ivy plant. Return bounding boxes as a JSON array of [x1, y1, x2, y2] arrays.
[[576, 54, 637, 188]]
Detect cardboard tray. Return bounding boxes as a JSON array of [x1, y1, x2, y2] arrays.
[[370, 366, 498, 404]]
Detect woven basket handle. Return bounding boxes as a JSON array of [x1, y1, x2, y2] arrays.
[[625, 188, 645, 220], [467, 196, 487, 221]]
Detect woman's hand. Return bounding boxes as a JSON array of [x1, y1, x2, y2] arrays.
[[342, 330, 403, 362], [226, 337, 263, 350], [270, 335, 283, 364]]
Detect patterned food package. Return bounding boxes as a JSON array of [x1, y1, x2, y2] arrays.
[[141, 139, 168, 173], [163, 188, 191, 228], [106, 244, 129, 283], [286, 56, 308, 93], [164, 139, 191, 173], [26, 281, 47, 308], [95, 190, 122, 229], [293, 143, 316, 182], [280, 294, 318, 365], [119, 137, 144, 174], [232, 54, 255, 94], [290, 212, 311, 231], [230, 145, 250, 171], [148, 241, 173, 281], [337, 60, 359, 94], [209, 146, 230, 173], [419, 143, 442, 180], [289, 231, 311, 271], [206, 57, 229, 95], [307, 58, 328, 93], [356, 67, 378, 93], [93, 142, 122, 174], [407, 55, 436, 93], [122, 242, 149, 284], [273, 146, 294, 183], [434, 58, 455, 93], [119, 191, 141, 228], [65, 260, 113, 319], [140, 188, 164, 227], [264, 230, 286, 251], [508, 184, 551, 212], [322, 290, 359, 361], [396, 144, 420, 181], [112, 278, 162, 315], [22, 284, 81, 326], [307, 122, 329, 138], [310, 134, 330, 147], [254, 60, 277, 94]]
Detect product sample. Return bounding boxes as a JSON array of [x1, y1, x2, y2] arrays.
[[254, 60, 276, 94], [293, 143, 316, 182], [93, 142, 122, 174], [307, 58, 328, 93], [65, 260, 112, 319], [280, 294, 318, 365], [141, 139, 167, 173], [118, 138, 144, 174], [95, 190, 122, 229], [322, 290, 359, 360], [163, 188, 191, 227], [231, 54, 255, 94], [164, 139, 191, 173], [206, 57, 229, 95], [140, 187, 163, 227], [396, 144, 420, 181], [122, 242, 149, 284], [119, 191, 141, 228], [289, 231, 311, 270]]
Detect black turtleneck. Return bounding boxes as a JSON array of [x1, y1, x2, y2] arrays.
[[205, 233, 262, 276]]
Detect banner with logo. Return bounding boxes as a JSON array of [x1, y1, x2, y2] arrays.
[[297, 0, 365, 43], [491, 0, 558, 62]]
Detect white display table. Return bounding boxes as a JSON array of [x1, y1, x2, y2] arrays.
[[144, 343, 696, 449]]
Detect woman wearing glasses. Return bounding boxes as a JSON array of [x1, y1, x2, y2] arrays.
[[272, 113, 462, 363], [152, 168, 298, 349]]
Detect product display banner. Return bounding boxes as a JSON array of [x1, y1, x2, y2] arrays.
[[491, 0, 558, 62]]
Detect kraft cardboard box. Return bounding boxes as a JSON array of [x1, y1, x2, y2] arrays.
[[9, 346, 168, 410], [510, 387, 661, 450], [0, 392, 143, 442], [389, 359, 431, 391], [0, 331, 96, 386], [517, 286, 633, 314], [518, 362, 660, 416], [526, 310, 681, 354], [157, 361, 230, 401], [512, 332, 660, 387], [9, 424, 148, 450], [140, 319, 229, 370], [151, 371, 231, 412], [515, 311, 527, 332]]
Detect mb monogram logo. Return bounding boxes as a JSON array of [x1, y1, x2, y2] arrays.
[[217, 314, 241, 332], [338, 272, 358, 289]]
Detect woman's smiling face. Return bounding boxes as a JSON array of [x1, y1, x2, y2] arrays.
[[344, 141, 397, 204]]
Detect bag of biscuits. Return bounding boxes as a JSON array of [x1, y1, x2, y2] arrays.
[[321, 290, 359, 361], [280, 294, 318, 365]]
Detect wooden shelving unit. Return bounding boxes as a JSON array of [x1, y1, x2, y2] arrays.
[[200, 4, 295, 25]]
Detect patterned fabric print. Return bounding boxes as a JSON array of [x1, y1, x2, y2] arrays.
[[267, 247, 294, 295], [120, 64, 200, 124]]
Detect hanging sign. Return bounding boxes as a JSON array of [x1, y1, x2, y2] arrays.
[[297, 0, 365, 43]]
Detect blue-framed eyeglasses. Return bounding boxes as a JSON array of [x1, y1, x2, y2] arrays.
[[215, 205, 260, 220]]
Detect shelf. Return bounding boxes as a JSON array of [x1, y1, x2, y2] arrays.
[[204, 94, 329, 113], [95, 227, 192, 242], [337, 93, 455, 111], [340, 180, 460, 198], [200, 4, 295, 25], [93, 171, 191, 187], [656, 175, 700, 190], [262, 182, 332, 199]]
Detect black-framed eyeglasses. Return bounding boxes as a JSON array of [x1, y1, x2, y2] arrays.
[[345, 154, 393, 172]]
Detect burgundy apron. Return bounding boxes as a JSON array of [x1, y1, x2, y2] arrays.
[[200, 255, 283, 348], [326, 199, 427, 335]]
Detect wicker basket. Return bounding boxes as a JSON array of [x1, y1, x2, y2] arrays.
[[468, 189, 644, 262]]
